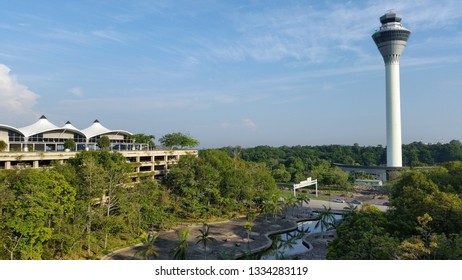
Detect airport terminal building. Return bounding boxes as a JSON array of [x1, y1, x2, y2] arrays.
[[0, 116, 197, 179]]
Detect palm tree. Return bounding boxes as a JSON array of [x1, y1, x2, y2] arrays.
[[284, 195, 298, 217], [134, 233, 159, 260], [171, 228, 190, 260], [315, 205, 335, 238], [343, 202, 358, 214], [244, 221, 254, 247], [297, 194, 310, 209], [195, 223, 215, 259], [262, 198, 282, 222]]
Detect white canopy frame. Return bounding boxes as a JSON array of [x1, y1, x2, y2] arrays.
[[293, 177, 318, 197]]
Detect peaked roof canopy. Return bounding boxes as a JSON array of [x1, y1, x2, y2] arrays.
[[81, 120, 132, 139], [1, 116, 132, 140]]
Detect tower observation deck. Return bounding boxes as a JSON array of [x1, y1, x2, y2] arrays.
[[372, 12, 411, 167]]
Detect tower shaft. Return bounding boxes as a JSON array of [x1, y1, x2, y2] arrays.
[[372, 12, 410, 167], [385, 62, 402, 167]]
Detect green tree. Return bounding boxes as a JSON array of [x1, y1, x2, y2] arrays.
[[387, 170, 462, 238], [195, 223, 215, 259], [171, 228, 190, 260], [164, 155, 221, 219], [283, 195, 298, 217], [75, 154, 106, 257], [130, 133, 155, 148], [101, 154, 131, 249], [0, 169, 76, 259], [262, 198, 281, 222], [0, 140, 7, 152], [272, 165, 291, 183], [97, 136, 111, 150], [64, 139, 76, 151], [315, 205, 335, 238], [159, 132, 199, 150], [134, 233, 159, 260], [327, 205, 399, 260], [397, 214, 438, 260], [244, 221, 254, 248]]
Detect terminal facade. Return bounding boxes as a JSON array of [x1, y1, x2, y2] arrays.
[[0, 116, 197, 179]]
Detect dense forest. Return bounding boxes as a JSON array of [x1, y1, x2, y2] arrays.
[[219, 140, 462, 184]]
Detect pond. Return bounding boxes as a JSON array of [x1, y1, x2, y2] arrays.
[[257, 213, 343, 260]]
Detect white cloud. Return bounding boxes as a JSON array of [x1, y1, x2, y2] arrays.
[[68, 87, 83, 97], [206, 0, 462, 64], [91, 29, 125, 43], [242, 118, 257, 129], [0, 64, 39, 117]]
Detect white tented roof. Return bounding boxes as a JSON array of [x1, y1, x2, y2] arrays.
[[81, 120, 112, 139], [62, 121, 86, 137], [62, 121, 79, 131], [80, 120, 132, 139], [1, 116, 133, 140], [19, 115, 60, 137], [0, 124, 24, 135]]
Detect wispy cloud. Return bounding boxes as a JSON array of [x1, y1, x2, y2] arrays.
[[91, 29, 125, 43], [242, 118, 257, 129], [68, 87, 83, 97], [203, 0, 462, 65]]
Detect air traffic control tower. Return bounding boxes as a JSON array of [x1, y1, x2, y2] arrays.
[[372, 12, 411, 167]]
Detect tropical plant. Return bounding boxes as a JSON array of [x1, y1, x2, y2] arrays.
[[262, 198, 282, 222], [134, 233, 159, 260], [296, 194, 310, 209], [283, 195, 298, 217], [315, 205, 335, 238], [244, 221, 254, 248], [171, 228, 190, 260], [343, 202, 358, 214], [195, 223, 215, 259]]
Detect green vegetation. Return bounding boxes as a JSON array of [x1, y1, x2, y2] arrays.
[[64, 139, 76, 151], [134, 233, 159, 260], [328, 165, 462, 259], [221, 140, 462, 185], [195, 223, 215, 259], [0, 149, 279, 259], [96, 136, 111, 150], [130, 134, 155, 149], [1, 139, 462, 260], [159, 132, 200, 150], [0, 140, 7, 152]]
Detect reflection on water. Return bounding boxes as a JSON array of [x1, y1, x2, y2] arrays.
[[258, 214, 343, 260]]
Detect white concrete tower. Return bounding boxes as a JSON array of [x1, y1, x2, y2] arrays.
[[372, 12, 411, 167]]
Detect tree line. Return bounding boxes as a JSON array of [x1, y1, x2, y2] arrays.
[[219, 140, 462, 185]]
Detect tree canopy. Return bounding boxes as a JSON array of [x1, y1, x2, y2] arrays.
[[130, 133, 155, 148], [159, 132, 199, 150], [328, 167, 462, 260]]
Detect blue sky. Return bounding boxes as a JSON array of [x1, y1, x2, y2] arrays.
[[1, 0, 461, 148]]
